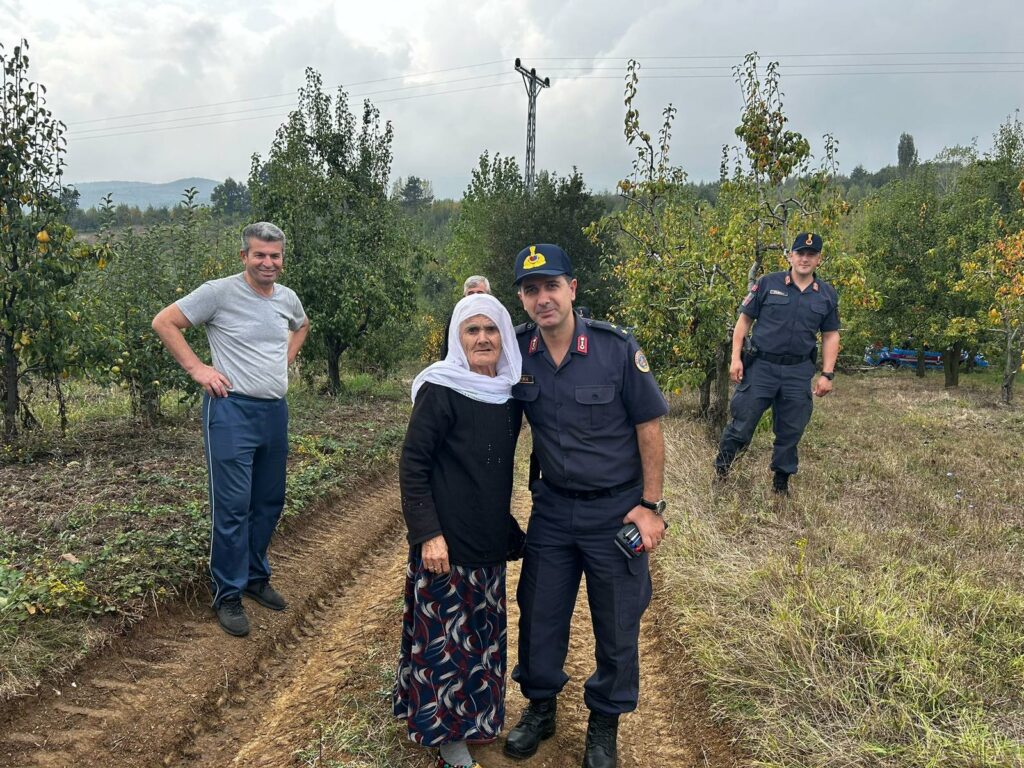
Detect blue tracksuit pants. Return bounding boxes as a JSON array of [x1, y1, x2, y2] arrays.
[[202, 392, 288, 608]]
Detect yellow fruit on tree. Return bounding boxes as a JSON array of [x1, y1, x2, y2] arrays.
[[36, 230, 50, 243]]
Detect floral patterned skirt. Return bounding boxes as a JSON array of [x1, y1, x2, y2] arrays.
[[392, 549, 507, 745]]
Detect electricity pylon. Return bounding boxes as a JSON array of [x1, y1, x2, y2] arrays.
[[515, 58, 550, 195]]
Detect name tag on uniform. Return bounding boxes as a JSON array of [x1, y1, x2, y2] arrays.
[[519, 374, 535, 384], [769, 289, 788, 296]]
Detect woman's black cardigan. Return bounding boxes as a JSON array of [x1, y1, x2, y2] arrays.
[[399, 383, 522, 567]]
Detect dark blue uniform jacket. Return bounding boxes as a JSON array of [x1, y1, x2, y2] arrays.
[[741, 270, 840, 357], [512, 314, 668, 492]]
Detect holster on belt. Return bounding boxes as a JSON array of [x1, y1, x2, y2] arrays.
[[529, 452, 540, 491], [742, 338, 754, 370]]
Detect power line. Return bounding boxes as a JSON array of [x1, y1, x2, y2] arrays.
[[68, 81, 520, 142], [542, 62, 1024, 70], [65, 61, 1023, 143], [69, 59, 507, 126], [529, 52, 1024, 59], [68, 52, 1023, 129], [566, 69, 1024, 80], [71, 72, 517, 136]]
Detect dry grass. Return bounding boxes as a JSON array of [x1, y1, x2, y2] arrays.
[[659, 370, 1024, 767]]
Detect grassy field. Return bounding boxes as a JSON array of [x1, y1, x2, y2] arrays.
[[662, 369, 1024, 766], [5, 367, 1024, 766], [0, 376, 409, 702]]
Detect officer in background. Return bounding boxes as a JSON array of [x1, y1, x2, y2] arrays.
[[714, 232, 840, 495], [504, 244, 668, 768]]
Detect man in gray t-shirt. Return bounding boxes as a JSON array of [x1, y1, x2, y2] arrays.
[[152, 222, 309, 637]]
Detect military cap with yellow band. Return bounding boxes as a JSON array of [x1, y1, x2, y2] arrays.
[[513, 243, 574, 284]]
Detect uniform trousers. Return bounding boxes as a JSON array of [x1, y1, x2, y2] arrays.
[[513, 480, 652, 716], [202, 392, 288, 608], [715, 358, 815, 475]]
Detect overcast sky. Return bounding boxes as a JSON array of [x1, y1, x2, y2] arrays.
[[2, 0, 1022, 199]]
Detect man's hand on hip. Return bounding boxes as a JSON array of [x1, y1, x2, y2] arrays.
[[191, 364, 232, 398]]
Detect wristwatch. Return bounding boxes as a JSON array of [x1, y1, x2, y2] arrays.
[[639, 497, 667, 516], [820, 371, 835, 380]]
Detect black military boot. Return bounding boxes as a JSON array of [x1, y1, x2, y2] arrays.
[[772, 470, 790, 496], [503, 697, 557, 759], [582, 711, 618, 768]]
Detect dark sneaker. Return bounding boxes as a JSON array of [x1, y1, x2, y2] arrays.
[[772, 471, 790, 496], [582, 712, 618, 768], [216, 599, 249, 637], [504, 697, 557, 759], [244, 581, 287, 611]]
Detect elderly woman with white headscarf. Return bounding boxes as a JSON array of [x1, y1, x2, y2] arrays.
[[393, 293, 524, 768]]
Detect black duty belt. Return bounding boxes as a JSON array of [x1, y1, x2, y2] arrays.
[[543, 478, 641, 500], [750, 349, 813, 366]]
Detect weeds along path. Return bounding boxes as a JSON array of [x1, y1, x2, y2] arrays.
[[0, 472, 739, 768], [0, 479, 406, 768]]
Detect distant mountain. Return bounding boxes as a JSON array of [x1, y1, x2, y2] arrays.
[[67, 177, 220, 210]]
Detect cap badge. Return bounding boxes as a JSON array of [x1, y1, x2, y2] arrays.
[[634, 350, 650, 373], [523, 245, 547, 270], [805, 233, 814, 246]]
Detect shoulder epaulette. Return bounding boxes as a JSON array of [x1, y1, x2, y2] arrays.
[[585, 318, 632, 338], [515, 322, 535, 334]]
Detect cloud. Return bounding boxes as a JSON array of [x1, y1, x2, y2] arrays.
[[2, 0, 1020, 198]]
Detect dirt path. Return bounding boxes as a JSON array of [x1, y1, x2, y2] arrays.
[[0, 473, 740, 768]]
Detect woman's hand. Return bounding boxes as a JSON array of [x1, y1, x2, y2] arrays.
[[421, 535, 450, 575]]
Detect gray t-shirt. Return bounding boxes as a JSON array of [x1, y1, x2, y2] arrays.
[[176, 273, 306, 399]]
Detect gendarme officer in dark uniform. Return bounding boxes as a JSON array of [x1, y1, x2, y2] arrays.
[[503, 244, 669, 768], [714, 232, 840, 494]]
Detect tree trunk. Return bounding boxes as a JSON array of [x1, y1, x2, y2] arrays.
[[916, 347, 926, 378], [55, 375, 69, 437], [943, 344, 961, 388], [963, 347, 978, 374], [1003, 332, 1021, 405], [710, 339, 732, 434], [3, 332, 18, 442], [142, 387, 161, 426], [326, 340, 342, 396], [697, 374, 711, 419]]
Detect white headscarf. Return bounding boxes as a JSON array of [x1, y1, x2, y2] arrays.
[[411, 294, 522, 404]]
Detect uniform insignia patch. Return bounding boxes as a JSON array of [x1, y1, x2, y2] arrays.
[[523, 245, 547, 270], [742, 293, 754, 307], [812, 282, 819, 292], [519, 374, 534, 384], [750, 283, 759, 292], [634, 350, 650, 373], [769, 289, 787, 296], [528, 335, 539, 354], [577, 335, 588, 354]]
